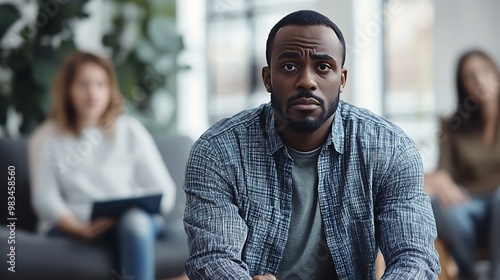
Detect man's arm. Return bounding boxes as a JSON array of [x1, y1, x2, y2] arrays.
[[183, 139, 252, 280], [375, 137, 440, 279]]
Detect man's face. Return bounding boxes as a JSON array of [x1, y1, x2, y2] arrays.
[[262, 25, 347, 133]]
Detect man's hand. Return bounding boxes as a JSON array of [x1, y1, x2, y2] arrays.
[[252, 274, 276, 280]]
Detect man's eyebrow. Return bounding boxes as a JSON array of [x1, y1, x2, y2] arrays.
[[277, 52, 301, 60], [311, 53, 335, 60]]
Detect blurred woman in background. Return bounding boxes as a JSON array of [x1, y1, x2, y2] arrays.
[[29, 51, 176, 280], [425, 50, 500, 280]]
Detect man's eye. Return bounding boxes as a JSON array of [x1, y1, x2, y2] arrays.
[[317, 64, 331, 72], [283, 64, 298, 71]]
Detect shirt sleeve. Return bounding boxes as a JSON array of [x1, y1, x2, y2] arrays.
[[376, 136, 441, 279], [183, 138, 252, 280], [28, 124, 70, 230], [128, 118, 176, 215]]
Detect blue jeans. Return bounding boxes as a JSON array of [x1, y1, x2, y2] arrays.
[[49, 208, 164, 280], [117, 208, 164, 280], [431, 188, 500, 279]]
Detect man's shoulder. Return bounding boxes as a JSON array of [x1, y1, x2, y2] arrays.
[[339, 101, 407, 138], [188, 104, 270, 161]]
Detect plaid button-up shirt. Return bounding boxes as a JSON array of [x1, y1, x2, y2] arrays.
[[184, 101, 440, 280]]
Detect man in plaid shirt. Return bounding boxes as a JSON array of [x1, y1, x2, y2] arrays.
[[184, 10, 440, 280]]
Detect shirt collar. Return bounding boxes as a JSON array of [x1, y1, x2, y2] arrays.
[[264, 101, 345, 155], [330, 100, 345, 155]]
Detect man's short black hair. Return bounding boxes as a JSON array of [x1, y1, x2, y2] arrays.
[[265, 10, 346, 67]]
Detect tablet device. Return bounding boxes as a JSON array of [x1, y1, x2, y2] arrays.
[[91, 193, 162, 219]]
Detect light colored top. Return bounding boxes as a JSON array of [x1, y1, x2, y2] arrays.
[[438, 119, 500, 195], [29, 115, 176, 233]]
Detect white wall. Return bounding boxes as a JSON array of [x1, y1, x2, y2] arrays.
[[434, 0, 500, 116]]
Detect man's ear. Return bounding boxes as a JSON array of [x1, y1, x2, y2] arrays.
[[339, 67, 348, 93], [262, 66, 272, 93]]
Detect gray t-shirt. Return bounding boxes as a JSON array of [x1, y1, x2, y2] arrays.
[[277, 146, 338, 280]]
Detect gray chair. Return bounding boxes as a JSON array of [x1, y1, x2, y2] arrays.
[[0, 134, 192, 280]]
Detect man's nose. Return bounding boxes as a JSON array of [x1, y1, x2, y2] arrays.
[[295, 68, 318, 91]]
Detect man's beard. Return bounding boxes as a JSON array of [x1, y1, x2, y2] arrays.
[[271, 90, 340, 133]]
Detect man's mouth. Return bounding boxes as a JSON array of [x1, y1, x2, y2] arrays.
[[289, 98, 321, 110]]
